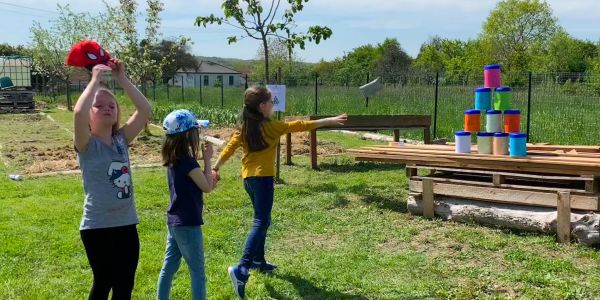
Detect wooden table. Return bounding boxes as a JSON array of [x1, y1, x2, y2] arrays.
[[285, 115, 432, 169]]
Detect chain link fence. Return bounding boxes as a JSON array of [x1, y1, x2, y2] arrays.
[[36, 70, 600, 145]]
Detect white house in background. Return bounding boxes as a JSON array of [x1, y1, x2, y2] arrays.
[[170, 61, 245, 88]]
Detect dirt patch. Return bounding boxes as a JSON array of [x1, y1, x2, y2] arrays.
[[281, 131, 345, 156], [23, 145, 78, 174]]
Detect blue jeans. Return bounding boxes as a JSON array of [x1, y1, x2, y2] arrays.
[[157, 225, 206, 300], [239, 176, 275, 269]]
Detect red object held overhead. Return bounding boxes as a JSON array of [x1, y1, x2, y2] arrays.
[[65, 40, 111, 69]]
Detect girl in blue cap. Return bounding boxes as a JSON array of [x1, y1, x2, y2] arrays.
[[157, 109, 216, 300]]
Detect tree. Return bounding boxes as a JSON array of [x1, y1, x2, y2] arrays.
[[481, 0, 559, 72], [540, 31, 598, 73], [152, 40, 199, 84], [0, 44, 28, 56], [30, 4, 116, 110], [251, 37, 300, 83], [106, 0, 189, 86], [375, 38, 412, 83], [195, 0, 332, 83]]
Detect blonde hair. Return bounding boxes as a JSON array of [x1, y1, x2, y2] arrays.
[[93, 87, 121, 135]]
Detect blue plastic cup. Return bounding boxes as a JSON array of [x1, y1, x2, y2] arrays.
[[509, 133, 527, 157], [475, 87, 492, 111]]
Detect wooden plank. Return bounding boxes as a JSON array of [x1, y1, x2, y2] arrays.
[[285, 132, 292, 165], [412, 176, 589, 195], [388, 143, 600, 154], [583, 175, 599, 194], [422, 178, 435, 218], [310, 115, 431, 129], [350, 150, 600, 171], [557, 191, 572, 243], [493, 174, 506, 186], [423, 126, 431, 144], [406, 165, 594, 182], [310, 130, 318, 169], [406, 167, 417, 178], [355, 154, 600, 176], [359, 147, 600, 165], [409, 180, 598, 211]]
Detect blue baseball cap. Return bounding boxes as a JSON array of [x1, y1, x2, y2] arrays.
[[162, 109, 209, 135]]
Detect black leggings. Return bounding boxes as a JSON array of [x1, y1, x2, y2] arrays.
[[80, 224, 139, 300]]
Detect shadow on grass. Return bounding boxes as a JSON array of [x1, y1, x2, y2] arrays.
[[317, 161, 405, 173], [300, 182, 407, 213], [266, 273, 369, 300]]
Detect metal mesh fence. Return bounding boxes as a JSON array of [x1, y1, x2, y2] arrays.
[[36, 70, 600, 145]]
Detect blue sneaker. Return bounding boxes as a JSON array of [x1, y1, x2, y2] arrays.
[[250, 260, 278, 273], [228, 265, 248, 299]]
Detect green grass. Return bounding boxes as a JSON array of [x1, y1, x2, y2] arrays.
[[39, 82, 600, 145], [2, 155, 600, 299]]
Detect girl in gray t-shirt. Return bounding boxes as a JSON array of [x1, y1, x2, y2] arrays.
[[73, 59, 151, 299]]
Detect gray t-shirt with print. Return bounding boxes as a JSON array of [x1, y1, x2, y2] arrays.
[[77, 130, 138, 230]]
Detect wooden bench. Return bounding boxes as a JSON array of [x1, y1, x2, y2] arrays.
[[285, 115, 432, 169]]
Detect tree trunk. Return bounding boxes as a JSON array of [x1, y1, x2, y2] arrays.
[[263, 36, 270, 84], [407, 195, 600, 247]]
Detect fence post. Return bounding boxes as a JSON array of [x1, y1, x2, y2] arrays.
[[526, 71, 532, 143], [221, 79, 224, 108], [199, 76, 203, 104], [314, 72, 318, 115], [167, 78, 170, 101], [181, 75, 185, 102], [245, 73, 248, 89], [153, 80, 156, 102], [365, 72, 370, 108], [433, 72, 439, 139], [66, 80, 72, 111]]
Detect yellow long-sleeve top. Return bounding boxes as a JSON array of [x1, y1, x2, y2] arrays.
[[218, 119, 318, 178]]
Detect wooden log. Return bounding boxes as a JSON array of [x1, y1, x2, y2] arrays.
[[407, 195, 600, 246]]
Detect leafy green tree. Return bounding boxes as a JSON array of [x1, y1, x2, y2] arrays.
[[107, 0, 189, 85], [0, 44, 28, 56], [30, 4, 116, 109], [481, 0, 559, 72], [152, 40, 199, 84], [195, 0, 332, 83], [375, 38, 412, 83]]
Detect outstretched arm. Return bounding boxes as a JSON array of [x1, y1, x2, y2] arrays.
[[213, 131, 242, 172], [281, 114, 348, 134], [111, 59, 152, 144], [73, 65, 110, 152]]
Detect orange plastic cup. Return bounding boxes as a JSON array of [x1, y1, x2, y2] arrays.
[[504, 109, 521, 133], [464, 109, 481, 132]]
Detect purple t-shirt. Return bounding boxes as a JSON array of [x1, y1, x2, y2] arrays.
[[166, 157, 204, 226]]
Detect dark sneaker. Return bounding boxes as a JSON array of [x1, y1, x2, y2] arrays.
[[250, 260, 278, 273], [228, 265, 248, 299]]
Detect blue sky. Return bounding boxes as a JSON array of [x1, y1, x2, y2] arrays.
[[1, 0, 599, 63]]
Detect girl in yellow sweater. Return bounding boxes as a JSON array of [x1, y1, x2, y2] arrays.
[[213, 86, 346, 299]]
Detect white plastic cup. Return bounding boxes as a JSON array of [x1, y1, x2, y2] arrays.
[[9, 174, 23, 181], [455, 131, 472, 154], [197, 120, 210, 128]]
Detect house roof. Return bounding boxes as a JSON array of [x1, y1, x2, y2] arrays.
[[176, 61, 241, 74]]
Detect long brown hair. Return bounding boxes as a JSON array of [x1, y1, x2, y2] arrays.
[[242, 86, 271, 152], [161, 128, 201, 166]]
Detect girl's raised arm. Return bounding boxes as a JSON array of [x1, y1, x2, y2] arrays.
[[73, 65, 109, 152], [111, 59, 152, 143]]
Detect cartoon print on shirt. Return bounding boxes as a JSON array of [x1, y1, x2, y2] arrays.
[[107, 161, 132, 199]]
